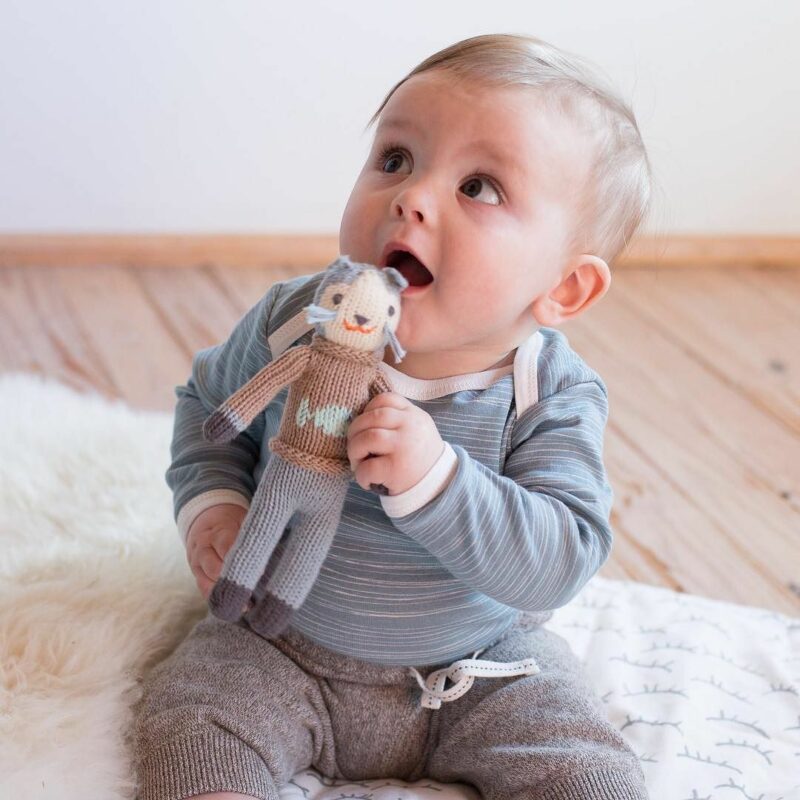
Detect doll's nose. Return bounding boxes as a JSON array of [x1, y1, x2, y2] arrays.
[[355, 314, 369, 326]]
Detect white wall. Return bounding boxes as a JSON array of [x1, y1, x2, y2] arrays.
[[1, 0, 797, 234]]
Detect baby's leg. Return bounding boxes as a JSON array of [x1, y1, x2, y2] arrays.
[[426, 621, 649, 799], [132, 611, 334, 800]]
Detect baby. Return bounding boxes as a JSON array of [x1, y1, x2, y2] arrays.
[[134, 32, 652, 800]]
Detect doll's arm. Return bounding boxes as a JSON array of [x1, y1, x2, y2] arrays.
[[203, 344, 311, 443]]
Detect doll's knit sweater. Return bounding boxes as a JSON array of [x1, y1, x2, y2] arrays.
[[255, 334, 390, 475]]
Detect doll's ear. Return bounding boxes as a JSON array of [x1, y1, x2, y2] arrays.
[[330, 254, 361, 272], [382, 266, 409, 293]]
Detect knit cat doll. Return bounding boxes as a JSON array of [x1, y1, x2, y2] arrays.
[[202, 255, 408, 637]]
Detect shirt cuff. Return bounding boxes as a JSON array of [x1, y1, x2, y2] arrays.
[[380, 440, 459, 518], [176, 489, 251, 545]]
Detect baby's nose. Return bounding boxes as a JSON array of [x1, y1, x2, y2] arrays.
[[355, 314, 369, 326]]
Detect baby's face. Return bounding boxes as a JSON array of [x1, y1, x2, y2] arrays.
[[339, 70, 593, 358]]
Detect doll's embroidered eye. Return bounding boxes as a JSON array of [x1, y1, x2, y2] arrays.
[[388, 305, 395, 316], [332, 293, 343, 305]]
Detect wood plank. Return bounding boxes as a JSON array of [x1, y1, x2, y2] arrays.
[[728, 265, 800, 324], [47, 266, 189, 410], [561, 290, 800, 614], [134, 266, 245, 366], [22, 266, 119, 397], [2, 233, 799, 270], [0, 267, 117, 398], [582, 275, 799, 500], [611, 268, 799, 436], [598, 417, 796, 613], [0, 234, 340, 270], [207, 264, 310, 316], [620, 235, 800, 269], [0, 267, 45, 374]]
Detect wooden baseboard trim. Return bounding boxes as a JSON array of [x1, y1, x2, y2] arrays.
[[0, 233, 797, 269]]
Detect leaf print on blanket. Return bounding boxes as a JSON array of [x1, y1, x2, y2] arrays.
[[296, 396, 353, 438]]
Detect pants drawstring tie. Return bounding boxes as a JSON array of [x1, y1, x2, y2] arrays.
[[407, 648, 541, 709]]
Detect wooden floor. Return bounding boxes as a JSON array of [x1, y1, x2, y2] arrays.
[[1, 263, 798, 615]]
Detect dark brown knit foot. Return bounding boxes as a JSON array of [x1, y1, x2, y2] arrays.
[[209, 577, 252, 621], [369, 482, 390, 495], [246, 593, 295, 638]]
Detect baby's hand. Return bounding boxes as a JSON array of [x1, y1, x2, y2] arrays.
[[185, 503, 248, 599], [347, 392, 444, 496]]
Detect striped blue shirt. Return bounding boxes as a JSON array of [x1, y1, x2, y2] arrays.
[[166, 269, 614, 666]]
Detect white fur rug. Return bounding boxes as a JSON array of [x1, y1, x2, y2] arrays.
[[0, 373, 207, 799], [1, 372, 798, 800]]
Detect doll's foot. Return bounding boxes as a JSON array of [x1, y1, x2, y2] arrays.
[[209, 577, 252, 621], [246, 592, 294, 638]]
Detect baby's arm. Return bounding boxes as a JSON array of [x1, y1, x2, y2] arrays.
[[381, 379, 614, 613]]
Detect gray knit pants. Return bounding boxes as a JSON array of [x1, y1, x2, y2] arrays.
[[132, 611, 648, 800]]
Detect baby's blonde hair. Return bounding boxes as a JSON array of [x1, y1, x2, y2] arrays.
[[365, 33, 654, 268]]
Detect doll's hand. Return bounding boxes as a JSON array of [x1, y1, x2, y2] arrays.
[[186, 504, 248, 600], [203, 407, 239, 443], [346, 392, 444, 496]]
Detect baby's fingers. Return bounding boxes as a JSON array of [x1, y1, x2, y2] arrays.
[[190, 547, 223, 599], [191, 562, 215, 599], [197, 547, 223, 580]]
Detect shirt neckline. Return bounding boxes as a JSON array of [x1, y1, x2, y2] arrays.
[[267, 301, 543, 410], [378, 358, 514, 401], [377, 327, 542, 405]]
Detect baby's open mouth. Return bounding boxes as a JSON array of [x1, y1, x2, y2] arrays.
[[384, 250, 434, 287]]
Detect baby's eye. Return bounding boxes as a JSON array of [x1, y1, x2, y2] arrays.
[[460, 176, 502, 206], [376, 145, 411, 175]]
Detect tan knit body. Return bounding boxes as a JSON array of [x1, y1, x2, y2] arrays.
[[269, 334, 383, 476]]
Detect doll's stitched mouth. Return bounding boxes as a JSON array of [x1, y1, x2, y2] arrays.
[[343, 319, 376, 334], [385, 250, 434, 287]]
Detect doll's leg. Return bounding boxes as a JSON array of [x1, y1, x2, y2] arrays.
[[246, 470, 351, 638], [209, 455, 297, 621]]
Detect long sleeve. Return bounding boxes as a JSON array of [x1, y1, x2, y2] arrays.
[[165, 280, 284, 542], [382, 379, 614, 613]]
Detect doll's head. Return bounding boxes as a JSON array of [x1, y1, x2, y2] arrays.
[[304, 255, 408, 362]]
